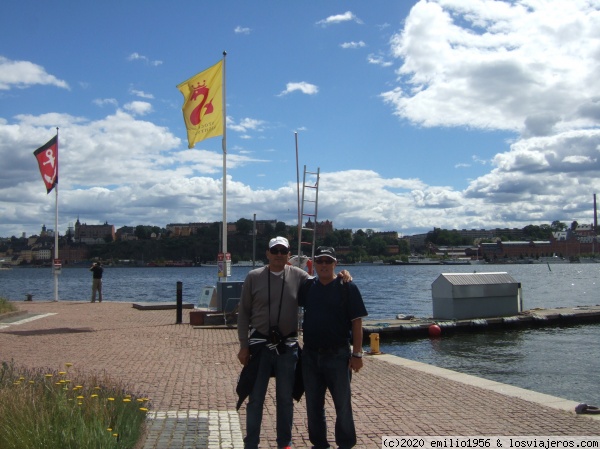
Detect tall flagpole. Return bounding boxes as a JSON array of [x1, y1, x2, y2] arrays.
[[221, 51, 228, 281], [295, 132, 301, 259], [53, 127, 59, 302]]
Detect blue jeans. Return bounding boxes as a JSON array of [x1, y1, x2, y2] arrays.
[[302, 346, 356, 449], [244, 345, 298, 449]]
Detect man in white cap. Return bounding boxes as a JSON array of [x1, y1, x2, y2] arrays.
[[237, 237, 350, 449], [299, 246, 367, 449], [236, 235, 305, 449]]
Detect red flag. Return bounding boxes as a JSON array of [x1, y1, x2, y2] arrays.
[[33, 135, 58, 194]]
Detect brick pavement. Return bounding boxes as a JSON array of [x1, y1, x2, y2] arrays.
[[1, 301, 600, 449]]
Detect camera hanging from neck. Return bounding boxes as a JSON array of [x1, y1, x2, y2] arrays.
[[267, 267, 286, 345]]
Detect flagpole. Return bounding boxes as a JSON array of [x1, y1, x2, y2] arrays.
[[295, 132, 301, 260], [53, 127, 59, 302], [221, 51, 227, 280]]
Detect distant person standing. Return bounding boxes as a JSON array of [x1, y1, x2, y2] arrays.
[[90, 262, 103, 303], [299, 246, 368, 449]]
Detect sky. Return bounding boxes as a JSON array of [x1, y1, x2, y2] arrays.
[[1, 0, 600, 240]]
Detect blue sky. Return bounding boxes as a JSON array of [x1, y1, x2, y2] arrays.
[[1, 0, 599, 239]]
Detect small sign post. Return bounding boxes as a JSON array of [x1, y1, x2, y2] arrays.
[[53, 258, 62, 275]]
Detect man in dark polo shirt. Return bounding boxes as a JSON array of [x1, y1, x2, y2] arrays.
[[299, 246, 368, 449]]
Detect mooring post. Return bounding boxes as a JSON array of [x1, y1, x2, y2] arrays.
[[176, 281, 183, 324]]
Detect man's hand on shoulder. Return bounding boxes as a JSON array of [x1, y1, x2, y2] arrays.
[[337, 270, 352, 283]]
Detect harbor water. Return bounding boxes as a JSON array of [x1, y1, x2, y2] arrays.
[[2, 263, 599, 406]]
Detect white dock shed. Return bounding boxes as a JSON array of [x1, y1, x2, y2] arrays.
[[432, 272, 521, 320]]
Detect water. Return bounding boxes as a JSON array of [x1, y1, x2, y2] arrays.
[[2, 263, 600, 405]]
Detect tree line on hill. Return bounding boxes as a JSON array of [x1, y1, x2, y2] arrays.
[[87, 220, 574, 265], [0, 220, 578, 266], [88, 222, 410, 264], [426, 221, 574, 246]]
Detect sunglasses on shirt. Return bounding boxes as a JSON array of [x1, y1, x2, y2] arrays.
[[269, 247, 290, 255], [315, 258, 335, 264]]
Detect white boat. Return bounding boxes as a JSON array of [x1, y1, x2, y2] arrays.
[[394, 256, 441, 265], [441, 258, 471, 265], [233, 260, 264, 267], [532, 256, 570, 264]]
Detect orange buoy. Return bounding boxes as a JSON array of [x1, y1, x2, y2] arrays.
[[428, 324, 442, 337]]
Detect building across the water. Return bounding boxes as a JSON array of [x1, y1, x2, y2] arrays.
[[74, 218, 115, 244]]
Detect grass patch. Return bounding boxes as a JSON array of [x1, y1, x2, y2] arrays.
[[0, 361, 150, 449], [0, 297, 17, 314]]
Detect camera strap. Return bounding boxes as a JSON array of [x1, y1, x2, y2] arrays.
[[267, 266, 286, 327]]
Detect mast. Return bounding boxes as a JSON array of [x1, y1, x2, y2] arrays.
[[295, 132, 301, 259], [53, 127, 59, 302]]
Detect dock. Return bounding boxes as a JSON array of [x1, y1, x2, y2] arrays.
[[363, 305, 600, 338]]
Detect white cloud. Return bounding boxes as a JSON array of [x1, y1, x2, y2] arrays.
[[316, 11, 363, 27], [129, 88, 154, 99], [383, 0, 600, 135], [278, 82, 319, 96], [234, 26, 251, 34], [127, 52, 163, 66], [372, 0, 600, 232], [93, 98, 118, 107], [123, 101, 153, 116], [227, 117, 266, 133], [340, 41, 366, 49], [0, 56, 69, 90], [367, 54, 393, 67], [2, 1, 600, 239]]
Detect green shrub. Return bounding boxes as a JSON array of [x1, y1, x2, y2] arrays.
[[0, 297, 17, 314], [0, 361, 150, 449]]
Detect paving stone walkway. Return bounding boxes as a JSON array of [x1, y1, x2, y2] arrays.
[[1, 301, 600, 448]]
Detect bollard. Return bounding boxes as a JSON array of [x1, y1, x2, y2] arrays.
[[25, 294, 33, 302], [176, 281, 183, 324], [369, 333, 381, 355]]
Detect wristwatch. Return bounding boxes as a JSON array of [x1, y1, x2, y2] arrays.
[[351, 352, 363, 358]]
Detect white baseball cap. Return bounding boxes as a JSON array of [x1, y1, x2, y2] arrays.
[[269, 236, 290, 249]]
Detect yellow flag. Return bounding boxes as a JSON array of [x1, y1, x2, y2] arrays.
[[177, 60, 223, 148]]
